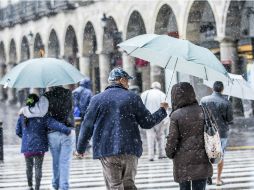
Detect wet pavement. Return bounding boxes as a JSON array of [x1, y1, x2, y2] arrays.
[[0, 101, 254, 148]]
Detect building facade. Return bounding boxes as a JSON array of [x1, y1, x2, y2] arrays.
[[0, 0, 253, 114]]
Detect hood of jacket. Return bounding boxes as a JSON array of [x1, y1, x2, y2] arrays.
[[171, 82, 198, 113], [79, 78, 91, 89]]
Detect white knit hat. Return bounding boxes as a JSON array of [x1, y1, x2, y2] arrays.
[[151, 81, 161, 89]]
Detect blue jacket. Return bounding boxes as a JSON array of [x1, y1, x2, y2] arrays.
[[72, 78, 93, 119], [77, 84, 167, 159], [16, 115, 71, 153], [200, 92, 233, 138]]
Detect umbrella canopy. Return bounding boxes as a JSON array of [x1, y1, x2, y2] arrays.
[[0, 58, 85, 88], [204, 73, 254, 100], [118, 34, 230, 82]]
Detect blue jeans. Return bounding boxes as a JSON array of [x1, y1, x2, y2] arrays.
[[48, 131, 74, 190]]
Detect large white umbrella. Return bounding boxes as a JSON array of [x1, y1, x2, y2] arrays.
[[118, 34, 231, 83], [204, 73, 254, 100]]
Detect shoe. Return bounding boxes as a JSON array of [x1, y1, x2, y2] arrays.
[[158, 156, 167, 159], [207, 177, 212, 185], [148, 158, 154, 161], [216, 180, 224, 186], [27, 187, 34, 190]]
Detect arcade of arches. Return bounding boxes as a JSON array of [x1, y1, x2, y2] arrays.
[[0, 0, 254, 115]]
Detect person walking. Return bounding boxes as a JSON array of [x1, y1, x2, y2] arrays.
[[165, 82, 213, 190], [200, 81, 233, 186], [72, 78, 93, 149], [21, 86, 75, 190], [16, 94, 71, 190], [76, 67, 169, 190], [141, 81, 168, 161]]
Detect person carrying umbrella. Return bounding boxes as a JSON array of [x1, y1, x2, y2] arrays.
[[76, 67, 169, 189]]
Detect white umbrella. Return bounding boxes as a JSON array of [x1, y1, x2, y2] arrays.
[[203, 73, 254, 100]]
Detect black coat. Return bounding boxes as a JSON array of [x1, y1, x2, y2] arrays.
[[165, 82, 213, 183], [44, 86, 73, 128]]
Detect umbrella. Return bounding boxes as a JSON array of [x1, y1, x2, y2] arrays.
[[0, 58, 85, 88], [118, 34, 230, 83], [204, 73, 254, 100]]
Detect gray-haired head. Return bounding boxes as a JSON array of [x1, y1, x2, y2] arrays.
[[151, 81, 161, 89]]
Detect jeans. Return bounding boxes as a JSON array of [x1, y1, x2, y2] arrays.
[[25, 155, 44, 190], [179, 179, 207, 190], [48, 131, 74, 190], [100, 155, 138, 190]]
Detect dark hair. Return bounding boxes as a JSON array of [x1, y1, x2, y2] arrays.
[[26, 94, 39, 108], [24, 94, 39, 127], [213, 81, 224, 92]]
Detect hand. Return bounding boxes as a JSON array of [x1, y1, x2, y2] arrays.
[[160, 102, 169, 110], [74, 151, 84, 159]]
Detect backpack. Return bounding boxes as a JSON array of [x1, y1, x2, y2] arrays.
[[201, 105, 223, 164]]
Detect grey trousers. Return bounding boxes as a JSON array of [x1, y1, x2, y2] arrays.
[[100, 155, 138, 190], [25, 155, 44, 190]]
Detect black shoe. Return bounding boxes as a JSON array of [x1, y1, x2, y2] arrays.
[[158, 156, 167, 159], [207, 177, 212, 185], [149, 158, 154, 161]]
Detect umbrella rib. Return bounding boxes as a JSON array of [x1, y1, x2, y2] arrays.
[[204, 66, 208, 80], [127, 46, 140, 56], [165, 57, 178, 99], [164, 56, 172, 69]]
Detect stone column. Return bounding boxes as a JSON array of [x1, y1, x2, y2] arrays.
[[141, 65, 150, 92], [79, 56, 91, 77], [6, 64, 16, 104], [99, 53, 110, 92], [122, 54, 136, 86], [220, 37, 244, 116], [0, 64, 6, 101]]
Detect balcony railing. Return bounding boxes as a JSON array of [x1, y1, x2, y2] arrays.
[[0, 0, 94, 30]]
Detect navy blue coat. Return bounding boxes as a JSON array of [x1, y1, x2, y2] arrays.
[[77, 84, 167, 159], [16, 115, 71, 153]]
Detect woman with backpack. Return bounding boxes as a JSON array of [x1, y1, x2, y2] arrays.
[[16, 94, 72, 190]]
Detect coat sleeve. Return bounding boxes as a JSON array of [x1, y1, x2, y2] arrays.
[[135, 95, 167, 129], [77, 97, 98, 154], [165, 115, 180, 159], [45, 116, 71, 135], [16, 116, 23, 138]]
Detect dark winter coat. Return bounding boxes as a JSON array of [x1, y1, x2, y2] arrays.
[[44, 86, 74, 128], [200, 92, 233, 138], [72, 78, 93, 119], [16, 114, 71, 153], [165, 82, 213, 183], [77, 84, 167, 159]]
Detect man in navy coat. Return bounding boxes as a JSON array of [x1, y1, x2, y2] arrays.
[[77, 67, 168, 190]]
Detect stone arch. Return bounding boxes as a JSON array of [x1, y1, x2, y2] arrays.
[[48, 29, 60, 58], [186, 0, 217, 44], [9, 39, 17, 65], [21, 36, 30, 61], [126, 11, 146, 39], [154, 4, 179, 91], [83, 21, 100, 93], [34, 33, 45, 58], [0, 41, 6, 65], [64, 25, 78, 67], [155, 4, 178, 36], [186, 0, 218, 100], [126, 10, 147, 92]]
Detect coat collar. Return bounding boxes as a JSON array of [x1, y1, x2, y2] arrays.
[[105, 84, 128, 91]]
